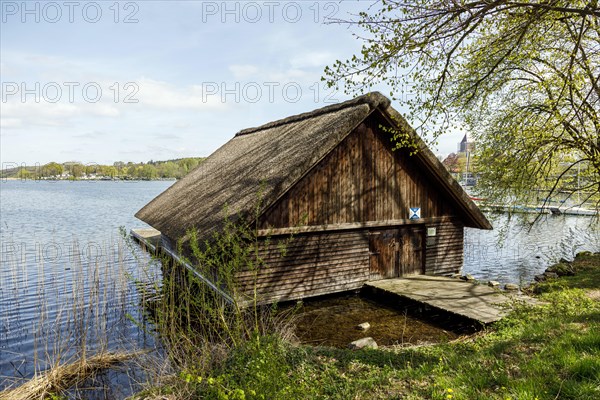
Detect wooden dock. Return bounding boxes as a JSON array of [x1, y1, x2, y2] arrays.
[[366, 276, 537, 324], [130, 228, 237, 304], [131, 228, 162, 252]]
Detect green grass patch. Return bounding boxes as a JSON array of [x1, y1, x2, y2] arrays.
[[136, 253, 600, 400]]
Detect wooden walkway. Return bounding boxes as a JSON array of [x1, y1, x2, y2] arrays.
[[131, 228, 161, 251], [366, 276, 537, 324]]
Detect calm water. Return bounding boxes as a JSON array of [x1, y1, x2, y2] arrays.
[[0, 180, 598, 395], [0, 180, 174, 395], [464, 213, 599, 284]]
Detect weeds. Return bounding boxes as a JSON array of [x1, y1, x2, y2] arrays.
[[134, 202, 299, 399], [4, 207, 598, 400]]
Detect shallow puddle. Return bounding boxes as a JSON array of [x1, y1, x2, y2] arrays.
[[285, 292, 460, 348]]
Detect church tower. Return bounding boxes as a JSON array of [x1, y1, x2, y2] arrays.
[[459, 133, 474, 153]]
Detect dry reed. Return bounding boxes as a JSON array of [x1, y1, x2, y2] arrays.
[[0, 350, 143, 400]]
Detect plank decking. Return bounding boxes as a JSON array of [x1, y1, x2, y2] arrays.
[[366, 275, 538, 324]]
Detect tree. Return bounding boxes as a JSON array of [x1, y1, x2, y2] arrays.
[[43, 162, 63, 178], [324, 1, 599, 210], [101, 165, 118, 178], [140, 164, 158, 180], [158, 161, 178, 178], [85, 164, 101, 176], [178, 158, 199, 175], [17, 168, 31, 180], [69, 163, 85, 179], [127, 165, 140, 178]]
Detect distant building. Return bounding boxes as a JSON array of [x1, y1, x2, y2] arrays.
[[458, 133, 474, 153], [457, 134, 476, 186]]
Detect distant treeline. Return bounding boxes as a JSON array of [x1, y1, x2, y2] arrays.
[[1, 158, 206, 180]]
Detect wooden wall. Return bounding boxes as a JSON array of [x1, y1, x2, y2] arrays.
[[259, 115, 458, 229], [424, 218, 464, 275], [235, 231, 369, 304]]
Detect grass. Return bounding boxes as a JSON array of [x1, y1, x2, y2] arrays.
[[134, 251, 600, 400]]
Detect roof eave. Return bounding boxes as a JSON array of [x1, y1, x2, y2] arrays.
[[378, 105, 493, 230]]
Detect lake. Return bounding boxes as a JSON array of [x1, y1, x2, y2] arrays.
[[0, 180, 598, 395], [464, 212, 599, 284], [0, 180, 173, 397]]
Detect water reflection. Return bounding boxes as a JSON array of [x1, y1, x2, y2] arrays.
[[0, 234, 162, 396], [0, 181, 172, 394], [464, 213, 599, 284]]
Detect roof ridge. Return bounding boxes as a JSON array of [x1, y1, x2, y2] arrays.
[[235, 91, 390, 137]]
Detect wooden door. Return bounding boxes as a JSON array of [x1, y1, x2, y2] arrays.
[[398, 227, 424, 275], [369, 229, 399, 279], [369, 227, 424, 279]]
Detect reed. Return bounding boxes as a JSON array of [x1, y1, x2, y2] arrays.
[[0, 351, 141, 400], [1, 198, 297, 398], [0, 233, 162, 398], [125, 202, 299, 398]]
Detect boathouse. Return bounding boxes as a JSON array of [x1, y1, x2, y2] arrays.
[[135, 92, 492, 304]]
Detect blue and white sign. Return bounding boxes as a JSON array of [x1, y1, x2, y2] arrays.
[[409, 207, 421, 220]]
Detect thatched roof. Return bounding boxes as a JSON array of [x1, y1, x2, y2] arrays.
[[136, 92, 491, 243]]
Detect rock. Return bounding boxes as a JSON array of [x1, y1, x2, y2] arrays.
[[488, 280, 500, 288], [357, 322, 371, 331], [450, 273, 462, 279], [348, 337, 378, 350], [546, 263, 575, 277], [461, 274, 475, 282], [504, 283, 519, 291], [576, 251, 592, 258], [534, 274, 546, 282]]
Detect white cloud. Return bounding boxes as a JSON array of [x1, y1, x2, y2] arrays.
[[84, 103, 120, 118], [0, 118, 22, 129], [2, 102, 80, 127], [137, 78, 226, 110]]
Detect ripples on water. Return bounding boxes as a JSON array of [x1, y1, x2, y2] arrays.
[[464, 213, 599, 284], [0, 180, 173, 396], [0, 235, 163, 395]]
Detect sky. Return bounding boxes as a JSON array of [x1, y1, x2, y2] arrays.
[[0, 0, 464, 167]]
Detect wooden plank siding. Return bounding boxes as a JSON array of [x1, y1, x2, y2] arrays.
[[235, 231, 369, 304], [135, 93, 492, 306], [259, 115, 458, 230], [424, 218, 465, 275]]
